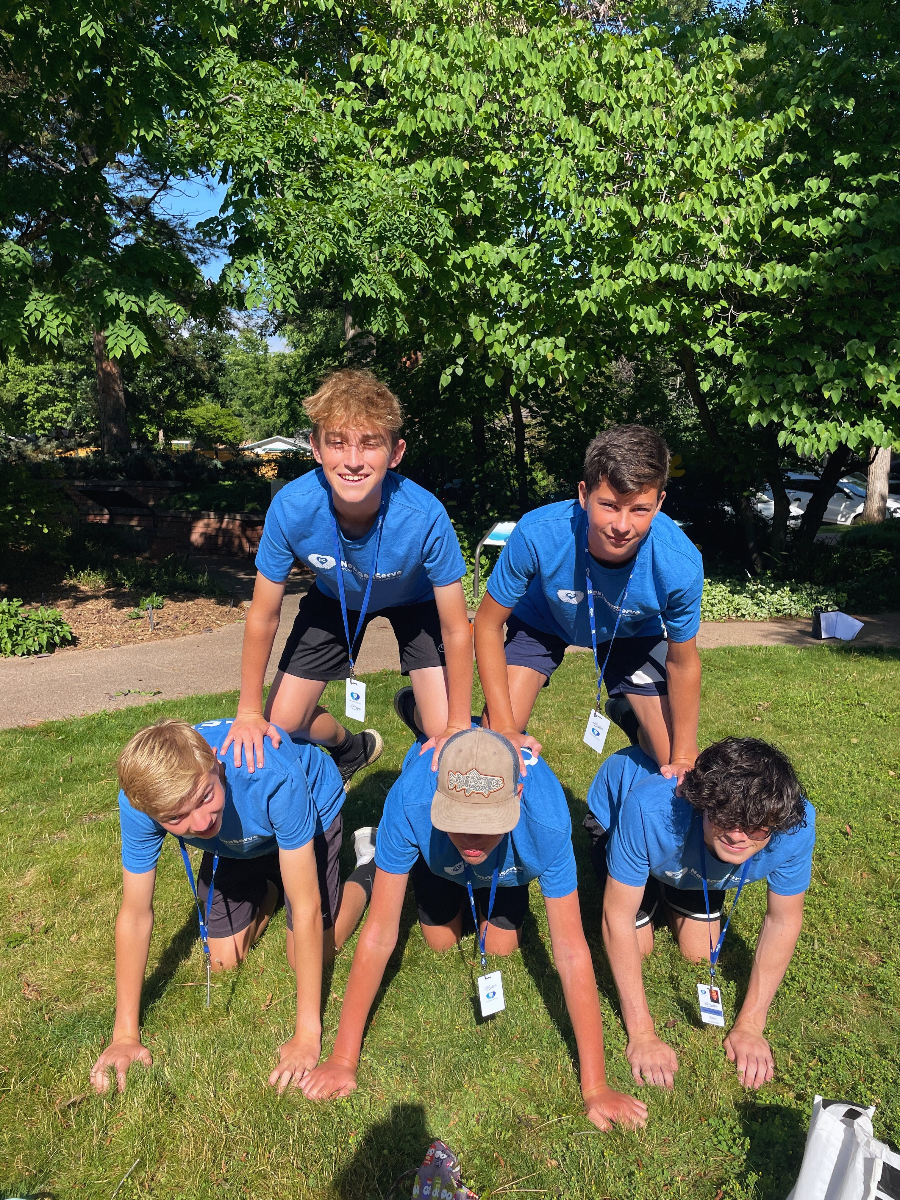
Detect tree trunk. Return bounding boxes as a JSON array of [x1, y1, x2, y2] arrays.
[[506, 378, 529, 514], [763, 426, 791, 558], [678, 348, 765, 572], [93, 329, 130, 454], [471, 407, 486, 465], [344, 299, 375, 364], [861, 445, 891, 523], [795, 443, 853, 545]]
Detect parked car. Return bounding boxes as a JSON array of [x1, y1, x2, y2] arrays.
[[778, 474, 900, 524]]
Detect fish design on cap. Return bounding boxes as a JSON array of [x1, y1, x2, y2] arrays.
[[447, 768, 504, 797]]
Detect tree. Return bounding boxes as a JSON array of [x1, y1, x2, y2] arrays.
[[0, 0, 229, 452], [182, 401, 246, 448], [0, 344, 94, 438]]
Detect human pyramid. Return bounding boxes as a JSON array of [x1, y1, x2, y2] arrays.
[[90, 370, 815, 1132]]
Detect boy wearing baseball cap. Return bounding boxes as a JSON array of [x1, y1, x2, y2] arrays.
[[475, 425, 703, 781], [300, 728, 648, 1132], [223, 369, 472, 785]]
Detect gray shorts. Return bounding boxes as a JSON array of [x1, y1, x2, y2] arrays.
[[197, 813, 343, 936]]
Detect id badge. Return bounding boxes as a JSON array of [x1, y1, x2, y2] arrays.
[[345, 677, 366, 721], [477, 971, 505, 1017], [583, 709, 610, 753], [697, 983, 725, 1026]]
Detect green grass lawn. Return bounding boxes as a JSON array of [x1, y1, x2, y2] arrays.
[[1, 646, 899, 1200]]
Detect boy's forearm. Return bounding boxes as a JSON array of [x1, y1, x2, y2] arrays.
[[237, 608, 281, 713], [111, 906, 154, 1042], [473, 615, 517, 733], [665, 648, 701, 762], [553, 939, 608, 1095], [602, 913, 655, 1038], [734, 909, 803, 1033], [442, 623, 474, 730], [330, 928, 397, 1065], [291, 901, 324, 1041]]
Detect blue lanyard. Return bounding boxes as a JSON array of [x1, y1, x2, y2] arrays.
[[464, 839, 506, 971], [698, 823, 751, 985], [584, 521, 636, 709], [330, 491, 388, 676], [179, 839, 218, 1006]]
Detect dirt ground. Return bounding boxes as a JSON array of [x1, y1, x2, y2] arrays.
[[23, 587, 246, 652]]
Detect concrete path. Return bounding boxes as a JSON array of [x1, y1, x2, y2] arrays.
[[2, 605, 898, 730]]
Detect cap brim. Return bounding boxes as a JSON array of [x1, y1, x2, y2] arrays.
[[431, 789, 519, 835]]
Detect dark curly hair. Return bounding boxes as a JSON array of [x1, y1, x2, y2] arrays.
[[680, 738, 806, 835]]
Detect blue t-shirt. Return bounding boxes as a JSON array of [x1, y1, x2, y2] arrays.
[[255, 468, 465, 609], [607, 773, 816, 897], [487, 501, 703, 646], [587, 745, 659, 834], [375, 740, 578, 899], [118, 719, 345, 874]]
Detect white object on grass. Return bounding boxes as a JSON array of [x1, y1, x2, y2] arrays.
[[787, 1096, 900, 1200], [353, 826, 377, 867]]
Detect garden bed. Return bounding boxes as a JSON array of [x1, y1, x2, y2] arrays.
[[18, 586, 246, 652]]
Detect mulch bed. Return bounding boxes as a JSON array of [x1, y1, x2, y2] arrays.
[[25, 587, 246, 652]]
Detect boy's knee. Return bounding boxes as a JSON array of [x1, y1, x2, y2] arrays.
[[420, 926, 462, 952]]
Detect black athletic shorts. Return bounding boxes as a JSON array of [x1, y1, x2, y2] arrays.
[[410, 855, 529, 932], [504, 616, 669, 697], [582, 813, 725, 926], [196, 813, 343, 936], [278, 586, 445, 681]]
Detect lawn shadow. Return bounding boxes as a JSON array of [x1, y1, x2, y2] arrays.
[[329, 1101, 432, 1199], [139, 912, 197, 1019], [519, 909, 579, 1068], [736, 1099, 808, 1200], [340, 769, 401, 875], [719, 926, 755, 997]]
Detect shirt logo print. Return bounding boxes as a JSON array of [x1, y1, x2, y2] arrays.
[[557, 589, 584, 605], [309, 553, 336, 569], [444, 862, 465, 875], [447, 768, 504, 797]]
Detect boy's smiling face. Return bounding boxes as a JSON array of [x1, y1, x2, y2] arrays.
[[158, 763, 226, 839], [312, 427, 406, 510], [578, 477, 664, 565]]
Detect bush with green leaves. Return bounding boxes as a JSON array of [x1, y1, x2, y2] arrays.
[[0, 600, 74, 657], [701, 577, 847, 622], [65, 550, 225, 598]]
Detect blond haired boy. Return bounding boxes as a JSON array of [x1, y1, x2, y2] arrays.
[[90, 718, 373, 1094], [223, 369, 472, 781]]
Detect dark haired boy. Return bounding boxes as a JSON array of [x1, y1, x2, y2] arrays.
[[299, 728, 648, 1133], [475, 425, 703, 780], [596, 737, 815, 1091]]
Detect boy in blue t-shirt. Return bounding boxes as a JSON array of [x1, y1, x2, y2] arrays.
[[223, 369, 472, 785], [475, 425, 703, 780], [596, 737, 815, 1092], [89, 718, 375, 1095], [299, 728, 648, 1133]]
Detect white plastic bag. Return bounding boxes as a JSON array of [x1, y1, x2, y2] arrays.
[[787, 1096, 900, 1200]]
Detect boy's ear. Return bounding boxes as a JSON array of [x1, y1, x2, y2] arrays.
[[389, 437, 407, 469], [577, 480, 588, 509], [310, 432, 323, 464]]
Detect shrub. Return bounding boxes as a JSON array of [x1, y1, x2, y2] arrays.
[[701, 577, 847, 621], [0, 463, 74, 555], [157, 479, 271, 513], [65, 551, 225, 598], [0, 599, 74, 656]]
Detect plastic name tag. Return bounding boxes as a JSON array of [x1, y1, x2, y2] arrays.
[[478, 971, 505, 1017], [583, 709, 610, 753], [345, 677, 366, 721], [697, 983, 725, 1026]]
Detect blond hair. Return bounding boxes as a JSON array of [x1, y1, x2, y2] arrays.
[[304, 369, 403, 442], [117, 719, 217, 821]]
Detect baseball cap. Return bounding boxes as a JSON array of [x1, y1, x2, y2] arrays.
[[431, 729, 521, 834]]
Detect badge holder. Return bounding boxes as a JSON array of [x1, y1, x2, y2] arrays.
[[179, 840, 218, 1007], [584, 530, 634, 755], [345, 677, 367, 722], [697, 831, 751, 1028], [330, 493, 387, 725], [465, 851, 507, 1019]]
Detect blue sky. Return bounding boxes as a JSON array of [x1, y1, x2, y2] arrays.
[[157, 175, 230, 281]]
